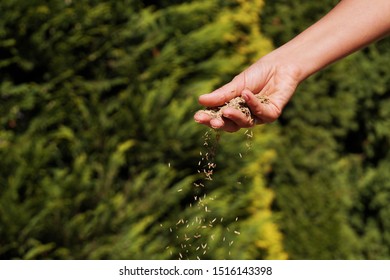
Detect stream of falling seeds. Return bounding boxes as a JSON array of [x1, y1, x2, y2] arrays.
[[165, 129, 254, 259]]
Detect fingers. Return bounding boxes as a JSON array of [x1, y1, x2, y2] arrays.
[[194, 110, 241, 133], [242, 88, 281, 123], [221, 107, 254, 128]]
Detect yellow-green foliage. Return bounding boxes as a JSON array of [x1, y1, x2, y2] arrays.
[[0, 0, 286, 259], [238, 126, 288, 260]]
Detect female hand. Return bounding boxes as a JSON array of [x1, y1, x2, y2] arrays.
[[194, 57, 301, 132]]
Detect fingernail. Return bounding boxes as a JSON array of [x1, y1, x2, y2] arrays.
[[222, 110, 230, 118], [242, 93, 249, 101], [211, 119, 223, 128]]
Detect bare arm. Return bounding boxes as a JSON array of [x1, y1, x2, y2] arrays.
[[279, 0, 390, 80], [194, 0, 390, 132]]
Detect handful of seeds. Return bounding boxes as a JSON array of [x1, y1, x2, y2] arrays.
[[199, 94, 270, 125]]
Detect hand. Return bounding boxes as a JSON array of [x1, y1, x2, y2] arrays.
[[194, 57, 302, 132]]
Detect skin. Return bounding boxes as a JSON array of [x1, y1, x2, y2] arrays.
[[194, 0, 390, 133]]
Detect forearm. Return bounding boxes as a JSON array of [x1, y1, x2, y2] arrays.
[[266, 0, 390, 82]]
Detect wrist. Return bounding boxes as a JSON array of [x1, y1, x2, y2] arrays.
[[259, 48, 308, 85]]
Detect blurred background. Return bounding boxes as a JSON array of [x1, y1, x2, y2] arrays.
[[1, 0, 390, 260]]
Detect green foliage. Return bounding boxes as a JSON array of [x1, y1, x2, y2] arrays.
[[0, 0, 285, 259], [4, 0, 388, 261]]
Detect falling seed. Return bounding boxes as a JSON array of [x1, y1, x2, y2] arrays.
[[234, 231, 241, 235], [177, 188, 183, 192], [226, 227, 230, 232], [235, 217, 239, 221], [169, 228, 172, 232], [211, 218, 217, 223], [196, 247, 200, 251], [201, 243, 207, 249], [179, 253, 183, 258], [203, 250, 207, 255], [197, 256, 200, 260], [168, 162, 171, 168]]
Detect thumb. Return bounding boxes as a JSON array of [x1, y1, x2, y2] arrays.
[[198, 73, 247, 107]]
